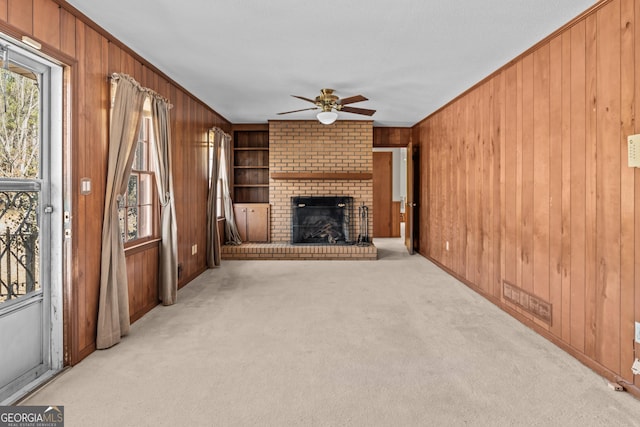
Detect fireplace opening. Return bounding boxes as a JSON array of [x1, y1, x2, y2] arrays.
[[291, 196, 354, 244]]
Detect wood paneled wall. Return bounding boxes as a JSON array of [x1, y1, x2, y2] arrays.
[[373, 127, 411, 147], [413, 0, 640, 392], [0, 0, 230, 364]]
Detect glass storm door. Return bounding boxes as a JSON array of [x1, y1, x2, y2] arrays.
[[0, 40, 62, 404]]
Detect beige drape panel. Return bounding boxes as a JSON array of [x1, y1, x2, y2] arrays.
[[206, 129, 221, 267], [151, 96, 178, 304], [97, 74, 146, 349], [220, 132, 242, 244]]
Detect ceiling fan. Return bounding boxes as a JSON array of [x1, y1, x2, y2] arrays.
[[277, 88, 376, 124]]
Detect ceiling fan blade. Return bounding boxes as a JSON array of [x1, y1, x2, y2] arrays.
[[277, 107, 318, 115], [291, 95, 318, 104], [340, 106, 376, 116], [339, 95, 368, 105]]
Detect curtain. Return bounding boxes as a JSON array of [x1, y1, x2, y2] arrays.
[[150, 95, 178, 305], [206, 129, 221, 267], [219, 131, 242, 245], [97, 74, 146, 349]]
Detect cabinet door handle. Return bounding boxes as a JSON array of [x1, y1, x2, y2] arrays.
[[250, 209, 254, 212]]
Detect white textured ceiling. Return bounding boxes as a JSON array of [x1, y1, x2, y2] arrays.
[[65, 0, 596, 127]]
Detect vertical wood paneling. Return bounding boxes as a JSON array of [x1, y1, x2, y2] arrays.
[[619, 0, 635, 383], [59, 7, 75, 57], [521, 54, 535, 321], [445, 111, 453, 270], [172, 88, 184, 283], [7, 0, 31, 34], [81, 25, 105, 354], [457, 101, 467, 276], [0, 0, 7, 21], [74, 20, 88, 352], [413, 0, 640, 389], [133, 59, 142, 84], [595, 1, 621, 372], [126, 245, 159, 323], [560, 31, 573, 344], [504, 65, 517, 289], [549, 36, 563, 337], [197, 103, 208, 269], [584, 13, 598, 359], [516, 61, 523, 296], [126, 252, 138, 317], [33, 0, 59, 50], [430, 120, 437, 258], [144, 246, 158, 313], [466, 92, 477, 283], [121, 51, 135, 76], [186, 97, 195, 278], [373, 127, 411, 147], [634, 0, 640, 388], [532, 45, 550, 330], [108, 40, 121, 75], [493, 74, 504, 299], [570, 21, 587, 353], [480, 81, 491, 294], [444, 110, 452, 267], [419, 125, 428, 256]]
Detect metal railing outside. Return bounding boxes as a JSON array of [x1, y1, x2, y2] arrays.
[[0, 190, 39, 304]]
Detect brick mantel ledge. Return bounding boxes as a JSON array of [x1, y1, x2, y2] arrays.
[[270, 172, 373, 180]]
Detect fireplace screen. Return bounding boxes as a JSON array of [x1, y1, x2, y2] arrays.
[[291, 196, 354, 244]]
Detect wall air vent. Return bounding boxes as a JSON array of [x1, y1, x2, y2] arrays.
[[503, 281, 552, 324]]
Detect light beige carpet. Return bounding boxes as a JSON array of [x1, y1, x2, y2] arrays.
[[22, 239, 640, 426]]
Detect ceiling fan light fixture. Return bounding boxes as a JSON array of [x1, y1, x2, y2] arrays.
[[317, 111, 338, 125]]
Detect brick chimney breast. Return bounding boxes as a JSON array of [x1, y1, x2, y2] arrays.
[[269, 120, 373, 243]]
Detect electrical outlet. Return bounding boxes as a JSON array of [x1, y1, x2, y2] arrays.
[[629, 135, 640, 167], [632, 359, 640, 376], [635, 322, 640, 343]]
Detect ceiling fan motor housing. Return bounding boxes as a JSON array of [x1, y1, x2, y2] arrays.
[[316, 88, 340, 112]]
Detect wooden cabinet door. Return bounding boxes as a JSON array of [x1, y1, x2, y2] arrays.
[[233, 203, 270, 242], [247, 205, 269, 242], [233, 205, 248, 242]]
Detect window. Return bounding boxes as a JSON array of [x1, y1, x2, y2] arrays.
[[217, 142, 227, 218], [216, 176, 223, 218], [118, 109, 157, 245], [209, 137, 225, 218]]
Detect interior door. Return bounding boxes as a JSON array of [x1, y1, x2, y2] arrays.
[[405, 142, 415, 254], [0, 40, 62, 404], [372, 151, 393, 237]]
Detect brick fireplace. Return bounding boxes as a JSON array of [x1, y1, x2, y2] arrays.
[[269, 120, 374, 244], [222, 120, 377, 260]]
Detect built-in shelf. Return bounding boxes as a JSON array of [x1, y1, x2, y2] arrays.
[[270, 172, 373, 180], [233, 129, 269, 203]]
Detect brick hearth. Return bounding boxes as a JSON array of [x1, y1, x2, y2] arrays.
[[222, 242, 377, 260]]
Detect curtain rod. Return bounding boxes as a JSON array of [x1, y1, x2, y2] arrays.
[[210, 127, 231, 139], [110, 72, 173, 109]]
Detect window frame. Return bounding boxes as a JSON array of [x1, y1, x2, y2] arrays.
[[120, 113, 160, 248]]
